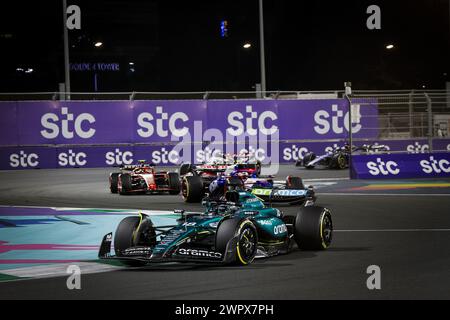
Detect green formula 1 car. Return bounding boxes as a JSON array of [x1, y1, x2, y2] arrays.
[[98, 190, 333, 266]]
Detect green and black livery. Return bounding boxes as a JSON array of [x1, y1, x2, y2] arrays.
[[98, 191, 333, 266]]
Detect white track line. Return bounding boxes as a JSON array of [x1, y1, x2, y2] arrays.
[[0, 204, 182, 215], [303, 177, 349, 182], [1, 262, 123, 279], [335, 229, 450, 232]]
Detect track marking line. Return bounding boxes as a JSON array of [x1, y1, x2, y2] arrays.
[[303, 177, 349, 182], [335, 228, 450, 232], [0, 261, 122, 279], [349, 182, 450, 191]]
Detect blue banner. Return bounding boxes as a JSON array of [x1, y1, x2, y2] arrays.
[[351, 153, 450, 179]]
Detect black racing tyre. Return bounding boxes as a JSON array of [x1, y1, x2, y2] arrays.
[[119, 173, 132, 195], [216, 218, 258, 265], [134, 217, 157, 247], [331, 153, 347, 169], [109, 173, 119, 193], [294, 206, 333, 250], [182, 176, 204, 203], [295, 159, 303, 167], [256, 161, 262, 176], [179, 163, 193, 176], [114, 216, 147, 267], [286, 176, 305, 189], [168, 172, 181, 195], [302, 152, 316, 167]]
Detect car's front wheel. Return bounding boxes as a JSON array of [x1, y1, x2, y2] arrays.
[[114, 216, 147, 267], [119, 173, 132, 195], [109, 173, 119, 193], [168, 172, 181, 195], [216, 218, 258, 265]]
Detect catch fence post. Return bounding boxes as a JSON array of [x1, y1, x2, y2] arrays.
[[409, 91, 414, 138], [344, 82, 353, 179], [424, 93, 433, 152]]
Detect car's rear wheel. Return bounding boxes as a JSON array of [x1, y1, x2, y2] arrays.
[[182, 176, 204, 203], [114, 216, 147, 267], [293, 206, 333, 250], [119, 173, 132, 195], [216, 218, 258, 265], [331, 153, 347, 169], [168, 172, 181, 195], [109, 173, 119, 193], [179, 163, 193, 176], [256, 161, 262, 176]]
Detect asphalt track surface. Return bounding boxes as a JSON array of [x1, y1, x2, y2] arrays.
[[1, 165, 450, 299]]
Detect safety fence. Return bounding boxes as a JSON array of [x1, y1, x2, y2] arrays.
[[0, 91, 343, 101], [349, 90, 450, 144]]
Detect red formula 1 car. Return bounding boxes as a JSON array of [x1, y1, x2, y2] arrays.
[[109, 161, 180, 195]]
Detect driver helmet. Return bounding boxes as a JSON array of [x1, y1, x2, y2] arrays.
[[209, 177, 226, 196]]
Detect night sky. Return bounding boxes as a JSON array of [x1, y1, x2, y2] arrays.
[[0, 0, 448, 93]]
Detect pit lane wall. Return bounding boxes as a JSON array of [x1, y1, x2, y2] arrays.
[[351, 153, 450, 179], [0, 99, 448, 170]]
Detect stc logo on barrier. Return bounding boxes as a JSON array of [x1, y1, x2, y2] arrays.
[[10, 151, 39, 168], [283, 145, 309, 161], [105, 149, 134, 166], [41, 107, 96, 139], [367, 158, 400, 176], [314, 104, 362, 135], [104, 148, 180, 165], [152, 148, 180, 164], [58, 150, 87, 167], [137, 105, 278, 138], [407, 142, 429, 154], [420, 156, 450, 174], [137, 107, 189, 138], [227, 106, 278, 136]]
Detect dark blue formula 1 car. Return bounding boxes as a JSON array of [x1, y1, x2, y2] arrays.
[[181, 161, 314, 205], [296, 144, 388, 169], [182, 174, 316, 205], [98, 191, 333, 266]]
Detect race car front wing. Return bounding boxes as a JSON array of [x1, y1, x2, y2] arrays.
[[98, 232, 240, 265]]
